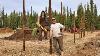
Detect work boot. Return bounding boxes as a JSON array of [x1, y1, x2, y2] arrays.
[[56, 53, 61, 56], [56, 52, 61, 56]]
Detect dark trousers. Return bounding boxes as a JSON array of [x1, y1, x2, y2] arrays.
[[38, 26, 49, 41], [38, 27, 43, 41], [53, 36, 63, 55]]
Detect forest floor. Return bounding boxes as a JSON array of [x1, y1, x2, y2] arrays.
[[0, 29, 100, 56]]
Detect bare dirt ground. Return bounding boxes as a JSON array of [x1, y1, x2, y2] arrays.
[[0, 30, 100, 56]]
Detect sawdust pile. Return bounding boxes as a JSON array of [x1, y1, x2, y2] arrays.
[[4, 29, 34, 41]]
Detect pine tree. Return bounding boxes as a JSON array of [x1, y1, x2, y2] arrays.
[[90, 0, 94, 32], [28, 6, 33, 28], [69, 8, 73, 28], [94, 4, 97, 18], [94, 4, 97, 28], [4, 13, 8, 27], [52, 11, 61, 23], [85, 3, 91, 31], [9, 10, 19, 29], [67, 6, 69, 19], [77, 3, 85, 38], [90, 0, 94, 13], [1, 7, 4, 27], [65, 6, 69, 28], [62, 6, 66, 26], [28, 6, 38, 28], [66, 7, 73, 30], [94, 4, 99, 29]]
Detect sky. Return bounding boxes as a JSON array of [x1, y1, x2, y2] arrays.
[[0, 0, 100, 15]]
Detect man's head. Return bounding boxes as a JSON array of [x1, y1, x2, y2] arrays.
[[52, 18, 56, 24]]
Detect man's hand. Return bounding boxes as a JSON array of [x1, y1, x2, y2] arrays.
[[62, 26, 65, 32], [58, 32, 64, 35]]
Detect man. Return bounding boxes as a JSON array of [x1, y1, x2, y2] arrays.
[[50, 18, 65, 56]]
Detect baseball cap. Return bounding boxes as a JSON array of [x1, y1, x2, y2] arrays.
[[52, 18, 56, 20]]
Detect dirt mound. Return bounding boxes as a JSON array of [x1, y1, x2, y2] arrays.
[[0, 28, 13, 33], [73, 37, 100, 56], [4, 29, 34, 41]]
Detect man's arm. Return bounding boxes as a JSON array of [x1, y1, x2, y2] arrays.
[[59, 23, 65, 32], [62, 26, 65, 32]]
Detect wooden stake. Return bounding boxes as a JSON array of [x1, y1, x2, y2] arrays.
[[49, 0, 52, 23], [23, 29, 25, 51], [61, 1, 62, 16], [73, 11, 75, 43], [49, 0, 53, 54], [80, 17, 83, 38], [22, 0, 26, 51]]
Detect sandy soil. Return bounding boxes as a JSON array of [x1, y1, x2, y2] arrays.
[[0, 31, 100, 56]]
